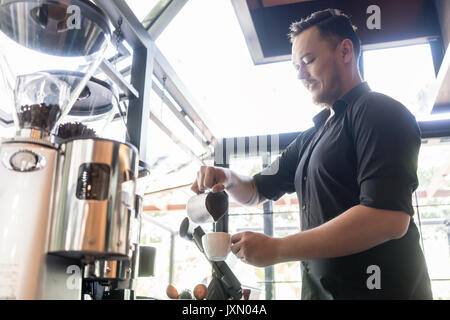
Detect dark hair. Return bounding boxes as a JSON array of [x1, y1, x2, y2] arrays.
[[289, 9, 361, 60]]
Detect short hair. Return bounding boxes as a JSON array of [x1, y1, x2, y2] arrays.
[[289, 9, 361, 60]]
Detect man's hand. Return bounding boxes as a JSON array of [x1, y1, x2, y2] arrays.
[[190, 166, 265, 206], [191, 166, 231, 194], [230, 231, 281, 267]]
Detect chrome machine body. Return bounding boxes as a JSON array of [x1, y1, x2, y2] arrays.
[[50, 138, 141, 300], [49, 138, 139, 260]]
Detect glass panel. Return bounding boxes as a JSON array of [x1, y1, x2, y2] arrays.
[[136, 218, 172, 299], [418, 221, 450, 279], [273, 281, 302, 300], [228, 153, 303, 299], [150, 77, 207, 157], [363, 43, 437, 119], [137, 210, 214, 299], [273, 197, 301, 294], [125, 0, 162, 23], [156, 0, 318, 138], [227, 213, 265, 294], [273, 200, 300, 230], [146, 112, 193, 169], [415, 139, 450, 299], [171, 233, 213, 298], [430, 280, 450, 300]]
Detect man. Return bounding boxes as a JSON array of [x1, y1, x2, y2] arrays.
[[191, 9, 432, 299]]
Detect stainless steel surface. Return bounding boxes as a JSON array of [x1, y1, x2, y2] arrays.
[[94, 0, 156, 49], [179, 217, 195, 241], [186, 191, 229, 224], [187, 193, 213, 224], [142, 0, 188, 40], [0, 0, 111, 57], [41, 255, 82, 300], [84, 259, 132, 280], [49, 138, 138, 259], [99, 59, 139, 100]]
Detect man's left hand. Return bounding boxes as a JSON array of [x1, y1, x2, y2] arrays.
[[230, 231, 280, 267]]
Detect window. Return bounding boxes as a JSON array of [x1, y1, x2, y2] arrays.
[[125, 0, 162, 23], [137, 211, 213, 300], [363, 43, 449, 299], [155, 0, 317, 138], [363, 43, 437, 118], [227, 156, 302, 300], [415, 138, 450, 300]]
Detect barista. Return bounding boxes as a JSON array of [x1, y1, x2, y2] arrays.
[[190, 9, 432, 299]]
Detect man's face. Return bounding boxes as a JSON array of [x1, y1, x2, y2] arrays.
[[291, 26, 342, 106]]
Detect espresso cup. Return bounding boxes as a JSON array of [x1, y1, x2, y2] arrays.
[[202, 232, 231, 261]]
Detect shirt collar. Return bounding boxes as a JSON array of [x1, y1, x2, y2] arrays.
[[312, 108, 330, 128], [333, 82, 371, 113], [312, 82, 371, 128]]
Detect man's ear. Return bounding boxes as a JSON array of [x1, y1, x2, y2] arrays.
[[340, 39, 354, 64]]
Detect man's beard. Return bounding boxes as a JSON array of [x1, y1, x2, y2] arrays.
[[312, 88, 334, 106], [311, 75, 341, 106]]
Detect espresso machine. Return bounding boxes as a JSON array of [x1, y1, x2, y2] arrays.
[[0, 0, 147, 300]]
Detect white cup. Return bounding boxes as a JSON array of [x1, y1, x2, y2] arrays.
[[202, 232, 231, 261]]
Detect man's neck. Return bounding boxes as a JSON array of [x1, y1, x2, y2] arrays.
[[339, 76, 363, 101], [322, 72, 363, 109]]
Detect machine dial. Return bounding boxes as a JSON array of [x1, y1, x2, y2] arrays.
[[10, 150, 40, 172]]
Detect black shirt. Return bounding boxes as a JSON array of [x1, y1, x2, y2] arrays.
[[253, 82, 432, 299]]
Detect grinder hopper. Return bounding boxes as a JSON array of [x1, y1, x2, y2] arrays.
[[0, 0, 111, 139]]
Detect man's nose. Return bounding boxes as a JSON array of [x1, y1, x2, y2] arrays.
[[297, 65, 309, 80]]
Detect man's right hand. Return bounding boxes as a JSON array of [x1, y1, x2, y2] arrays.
[[191, 166, 232, 194]]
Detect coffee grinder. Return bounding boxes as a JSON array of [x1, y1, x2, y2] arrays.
[[0, 0, 111, 299]]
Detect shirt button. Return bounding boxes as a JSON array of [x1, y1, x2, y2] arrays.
[[302, 205, 306, 211], [303, 176, 307, 182]]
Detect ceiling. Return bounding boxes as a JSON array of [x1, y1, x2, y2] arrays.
[[231, 0, 449, 114], [232, 0, 442, 65]]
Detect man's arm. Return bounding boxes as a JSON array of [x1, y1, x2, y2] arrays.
[[224, 174, 266, 206], [231, 204, 410, 267], [192, 132, 305, 206], [210, 168, 266, 206], [277, 205, 410, 260], [191, 166, 265, 206]]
